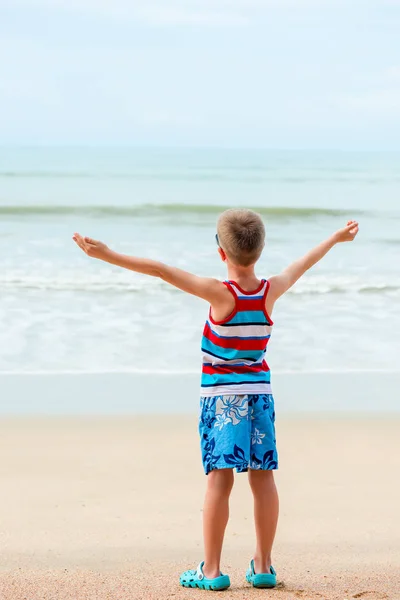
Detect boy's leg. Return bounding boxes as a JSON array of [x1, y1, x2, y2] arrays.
[[202, 468, 234, 579], [248, 469, 279, 574]]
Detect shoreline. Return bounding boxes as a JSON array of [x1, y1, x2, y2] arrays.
[[1, 371, 400, 415]]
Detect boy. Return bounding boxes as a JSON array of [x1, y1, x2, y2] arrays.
[[73, 209, 358, 591]]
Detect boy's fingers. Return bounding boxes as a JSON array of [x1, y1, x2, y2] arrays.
[[73, 233, 84, 244], [73, 233, 97, 246], [72, 233, 92, 253], [72, 234, 89, 252]]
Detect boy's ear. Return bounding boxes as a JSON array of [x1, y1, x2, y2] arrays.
[[218, 247, 227, 262]]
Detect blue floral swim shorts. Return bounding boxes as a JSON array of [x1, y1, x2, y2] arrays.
[[199, 394, 278, 475]]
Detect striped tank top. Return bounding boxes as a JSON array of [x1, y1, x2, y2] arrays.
[[200, 279, 273, 397]]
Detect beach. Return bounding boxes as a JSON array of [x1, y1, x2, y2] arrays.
[[1, 410, 399, 600]]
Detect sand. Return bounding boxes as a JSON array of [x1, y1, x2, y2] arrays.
[[0, 415, 399, 600]]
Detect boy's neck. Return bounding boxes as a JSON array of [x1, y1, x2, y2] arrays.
[[226, 263, 260, 288]]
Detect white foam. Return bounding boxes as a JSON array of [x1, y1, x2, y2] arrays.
[[0, 271, 399, 295], [0, 368, 399, 376]]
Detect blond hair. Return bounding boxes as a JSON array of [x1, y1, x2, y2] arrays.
[[217, 209, 265, 266]]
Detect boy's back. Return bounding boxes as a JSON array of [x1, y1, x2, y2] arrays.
[[201, 278, 273, 397]]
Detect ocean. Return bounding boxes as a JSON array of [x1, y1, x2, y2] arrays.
[[1, 147, 399, 383]]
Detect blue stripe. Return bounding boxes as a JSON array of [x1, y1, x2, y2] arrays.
[[206, 322, 270, 341], [227, 311, 268, 325], [237, 295, 264, 300], [201, 371, 271, 386], [201, 380, 271, 388], [202, 338, 264, 361]]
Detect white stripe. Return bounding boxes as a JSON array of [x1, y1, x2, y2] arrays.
[[202, 351, 265, 365], [200, 382, 272, 397], [229, 280, 268, 298], [209, 322, 272, 338]]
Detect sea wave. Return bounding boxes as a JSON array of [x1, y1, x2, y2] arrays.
[[1, 169, 399, 184], [1, 273, 398, 295], [1, 367, 399, 376], [0, 203, 362, 219]]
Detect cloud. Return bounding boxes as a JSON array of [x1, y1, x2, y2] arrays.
[[382, 66, 400, 81], [8, 0, 361, 27], [336, 67, 400, 119], [136, 5, 246, 26], [339, 90, 400, 115], [4, 0, 252, 27]]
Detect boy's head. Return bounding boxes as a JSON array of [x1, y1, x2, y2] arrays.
[[217, 209, 265, 267]]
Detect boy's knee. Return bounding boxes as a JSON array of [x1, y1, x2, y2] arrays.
[[207, 468, 234, 493], [248, 468, 275, 489]]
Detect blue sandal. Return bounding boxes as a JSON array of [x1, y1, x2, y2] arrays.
[[180, 561, 231, 591], [246, 559, 277, 588]]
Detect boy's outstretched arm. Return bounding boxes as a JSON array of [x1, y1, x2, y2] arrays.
[[72, 233, 227, 305], [268, 220, 359, 303]]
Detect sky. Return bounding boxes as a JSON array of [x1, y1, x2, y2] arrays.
[[1, 0, 400, 149]]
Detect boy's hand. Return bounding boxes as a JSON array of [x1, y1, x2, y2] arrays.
[[72, 233, 109, 259], [334, 220, 359, 243]]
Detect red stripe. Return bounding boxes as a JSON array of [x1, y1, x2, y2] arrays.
[[203, 323, 268, 351], [236, 298, 264, 312], [202, 361, 270, 375], [262, 279, 274, 325]]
